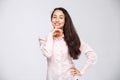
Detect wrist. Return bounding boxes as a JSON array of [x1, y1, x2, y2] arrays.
[[80, 70, 84, 75]]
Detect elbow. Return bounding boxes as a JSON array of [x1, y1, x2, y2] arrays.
[[87, 52, 97, 64], [41, 46, 52, 58]]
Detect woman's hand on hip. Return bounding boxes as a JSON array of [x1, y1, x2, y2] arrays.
[[70, 67, 83, 76]]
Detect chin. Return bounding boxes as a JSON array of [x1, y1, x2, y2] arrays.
[[54, 27, 62, 29]]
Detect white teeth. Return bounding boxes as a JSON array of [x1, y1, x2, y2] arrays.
[[55, 23, 60, 26]]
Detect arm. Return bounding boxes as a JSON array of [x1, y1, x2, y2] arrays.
[[38, 32, 54, 58], [79, 39, 97, 75]]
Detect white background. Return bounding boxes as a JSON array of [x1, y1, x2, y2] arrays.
[[0, 0, 120, 80]]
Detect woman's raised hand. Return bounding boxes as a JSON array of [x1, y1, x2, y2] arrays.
[[52, 29, 63, 38]]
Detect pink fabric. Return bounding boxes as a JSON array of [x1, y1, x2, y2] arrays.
[[39, 32, 97, 80]]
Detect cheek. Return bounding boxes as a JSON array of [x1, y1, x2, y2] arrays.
[[51, 20, 55, 24], [61, 20, 65, 25], [62, 19, 65, 23], [51, 20, 53, 23], [51, 21, 56, 28], [51, 19, 54, 23]]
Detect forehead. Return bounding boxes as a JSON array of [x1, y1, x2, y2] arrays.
[[53, 10, 64, 16]]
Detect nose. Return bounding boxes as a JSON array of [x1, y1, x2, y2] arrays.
[[55, 18, 59, 21]]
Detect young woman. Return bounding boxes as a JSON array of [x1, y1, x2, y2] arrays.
[[39, 7, 97, 80]]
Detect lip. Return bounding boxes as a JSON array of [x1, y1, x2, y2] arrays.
[[54, 23, 61, 26]]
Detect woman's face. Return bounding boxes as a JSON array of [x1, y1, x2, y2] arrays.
[[51, 10, 65, 29]]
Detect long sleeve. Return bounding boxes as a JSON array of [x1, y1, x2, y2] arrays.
[[80, 39, 97, 75], [39, 32, 54, 58]]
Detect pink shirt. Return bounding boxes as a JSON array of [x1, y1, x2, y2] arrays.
[[39, 32, 97, 80]]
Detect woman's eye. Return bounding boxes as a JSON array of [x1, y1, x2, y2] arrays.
[[53, 16, 57, 18], [60, 17, 63, 19]]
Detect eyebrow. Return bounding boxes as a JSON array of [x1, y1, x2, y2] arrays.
[[53, 15, 64, 17]]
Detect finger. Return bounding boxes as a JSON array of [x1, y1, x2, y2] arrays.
[[53, 30, 61, 34], [70, 69, 81, 76], [70, 69, 76, 72], [71, 70, 77, 74], [71, 71, 76, 76], [71, 71, 79, 76]]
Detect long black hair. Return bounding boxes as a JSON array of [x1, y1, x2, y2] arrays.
[[51, 7, 81, 59]]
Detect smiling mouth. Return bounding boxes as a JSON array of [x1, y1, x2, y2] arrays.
[[54, 23, 61, 26]]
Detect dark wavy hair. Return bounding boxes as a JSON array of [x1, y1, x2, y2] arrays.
[[51, 7, 81, 59]]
